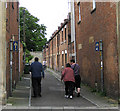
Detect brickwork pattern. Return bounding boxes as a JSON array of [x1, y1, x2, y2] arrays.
[[6, 2, 20, 97], [74, 2, 118, 99], [43, 18, 73, 72]]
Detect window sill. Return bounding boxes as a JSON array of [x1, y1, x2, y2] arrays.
[[77, 1, 80, 5], [77, 20, 81, 24], [91, 8, 96, 14], [61, 42, 64, 45]]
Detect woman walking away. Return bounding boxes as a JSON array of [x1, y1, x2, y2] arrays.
[[61, 63, 75, 99], [70, 59, 81, 97]]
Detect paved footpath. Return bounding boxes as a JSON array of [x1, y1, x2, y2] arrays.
[[2, 69, 119, 111], [31, 71, 95, 107]]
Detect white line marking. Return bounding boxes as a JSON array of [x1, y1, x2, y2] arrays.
[[23, 77, 30, 80], [2, 106, 118, 109]]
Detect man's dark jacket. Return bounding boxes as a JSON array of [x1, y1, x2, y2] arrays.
[[29, 61, 44, 78]]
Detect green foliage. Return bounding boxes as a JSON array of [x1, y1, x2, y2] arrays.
[[91, 88, 97, 92], [98, 89, 107, 97], [99, 91, 106, 96], [90, 86, 107, 97], [20, 7, 47, 51], [25, 49, 33, 63]]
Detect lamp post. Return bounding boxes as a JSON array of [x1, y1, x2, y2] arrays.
[[10, 34, 18, 96], [23, 9, 26, 64]]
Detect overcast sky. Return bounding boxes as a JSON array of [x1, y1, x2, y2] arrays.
[[19, 0, 70, 40]]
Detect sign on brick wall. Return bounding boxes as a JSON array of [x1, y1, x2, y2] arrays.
[[95, 42, 99, 51], [13, 41, 18, 51]]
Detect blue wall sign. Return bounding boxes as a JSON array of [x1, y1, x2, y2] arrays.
[[13, 41, 18, 51], [95, 42, 99, 51]]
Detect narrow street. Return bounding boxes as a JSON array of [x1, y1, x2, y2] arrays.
[[2, 70, 118, 111], [31, 71, 95, 107], [1, 1, 120, 111]]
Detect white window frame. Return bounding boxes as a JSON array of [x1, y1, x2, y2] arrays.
[[93, 0, 96, 10], [78, 2, 81, 22], [6, 2, 7, 8]]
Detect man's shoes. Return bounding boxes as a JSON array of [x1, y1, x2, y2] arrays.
[[69, 95, 73, 99], [77, 93, 80, 97], [64, 95, 69, 98], [39, 94, 42, 97]]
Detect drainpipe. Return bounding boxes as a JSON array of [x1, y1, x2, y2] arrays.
[[10, 38, 13, 96], [100, 40, 104, 92], [18, 3, 20, 79], [116, 2, 120, 103], [71, 0, 76, 62], [23, 9, 26, 65]]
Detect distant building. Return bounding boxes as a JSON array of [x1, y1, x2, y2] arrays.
[[43, 15, 74, 72], [30, 51, 43, 64]]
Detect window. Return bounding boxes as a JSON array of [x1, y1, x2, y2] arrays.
[[62, 54, 64, 66], [54, 38, 56, 48], [78, 2, 81, 22], [62, 29, 63, 42], [62, 51, 64, 66], [57, 55, 60, 69], [91, 0, 96, 13], [65, 26, 66, 41], [68, 34, 71, 44], [57, 34, 60, 46], [93, 0, 96, 10], [12, 2, 14, 9], [65, 53, 67, 64], [6, 3, 7, 8], [65, 50, 67, 64]]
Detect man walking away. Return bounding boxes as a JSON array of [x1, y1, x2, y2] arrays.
[[70, 59, 81, 97], [29, 57, 44, 97]]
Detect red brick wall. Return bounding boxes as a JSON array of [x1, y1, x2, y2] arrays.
[[75, 2, 118, 98], [47, 43, 50, 68], [6, 2, 19, 97], [53, 37, 56, 70], [45, 47, 49, 67]]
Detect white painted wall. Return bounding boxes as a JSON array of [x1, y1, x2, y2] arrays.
[[30, 51, 43, 64], [0, 1, 6, 105]]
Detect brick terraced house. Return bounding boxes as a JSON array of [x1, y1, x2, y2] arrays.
[[43, 15, 74, 72]]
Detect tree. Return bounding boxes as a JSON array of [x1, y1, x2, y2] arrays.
[[20, 7, 47, 51]]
